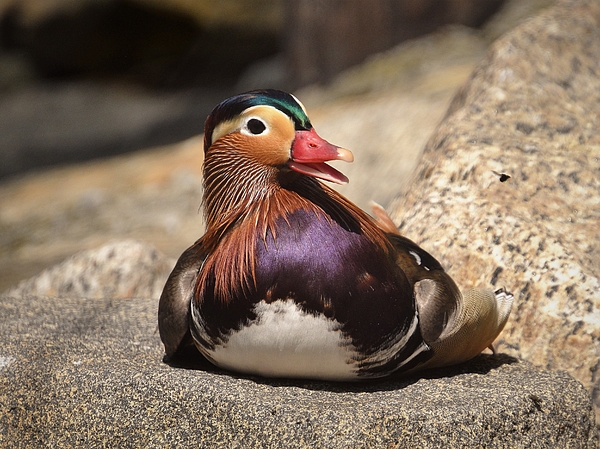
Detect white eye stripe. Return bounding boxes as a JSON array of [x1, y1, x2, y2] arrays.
[[290, 93, 307, 114], [211, 116, 269, 143], [210, 105, 292, 146], [212, 118, 239, 144]]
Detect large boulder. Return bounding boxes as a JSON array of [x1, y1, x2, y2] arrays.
[[0, 292, 597, 447], [3, 239, 175, 299], [389, 0, 600, 425]]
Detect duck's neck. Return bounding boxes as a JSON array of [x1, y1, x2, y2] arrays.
[[202, 143, 392, 256], [202, 145, 279, 232]]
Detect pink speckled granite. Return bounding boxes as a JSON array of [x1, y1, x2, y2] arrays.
[[4, 240, 175, 299], [390, 0, 600, 423]]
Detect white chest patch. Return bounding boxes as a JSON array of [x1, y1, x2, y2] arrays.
[[204, 299, 359, 381]]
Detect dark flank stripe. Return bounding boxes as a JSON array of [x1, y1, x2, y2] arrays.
[[190, 272, 257, 351], [357, 334, 431, 378]]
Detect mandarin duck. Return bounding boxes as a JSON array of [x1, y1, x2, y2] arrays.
[[158, 89, 513, 381]]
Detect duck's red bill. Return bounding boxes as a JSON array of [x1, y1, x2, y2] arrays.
[[289, 129, 353, 185]]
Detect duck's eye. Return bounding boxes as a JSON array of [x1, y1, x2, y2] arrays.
[[246, 118, 267, 135]]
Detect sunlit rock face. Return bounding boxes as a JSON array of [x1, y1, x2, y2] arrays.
[[389, 0, 600, 426]]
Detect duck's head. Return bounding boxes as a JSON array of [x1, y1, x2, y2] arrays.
[[203, 89, 353, 185]]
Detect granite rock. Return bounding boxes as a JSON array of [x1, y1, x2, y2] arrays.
[[0, 293, 597, 448], [389, 0, 600, 425], [3, 239, 175, 299]]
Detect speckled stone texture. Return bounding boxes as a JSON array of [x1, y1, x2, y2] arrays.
[[0, 294, 597, 448], [389, 0, 600, 425], [3, 240, 175, 299]]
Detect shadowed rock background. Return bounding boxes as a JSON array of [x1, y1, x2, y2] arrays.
[[1, 0, 599, 446]]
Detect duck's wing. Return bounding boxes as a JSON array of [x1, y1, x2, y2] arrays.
[[373, 203, 513, 370], [158, 238, 207, 359]]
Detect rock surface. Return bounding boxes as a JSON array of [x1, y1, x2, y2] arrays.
[[0, 293, 597, 448], [0, 137, 206, 293], [3, 239, 175, 299], [389, 0, 600, 425]]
